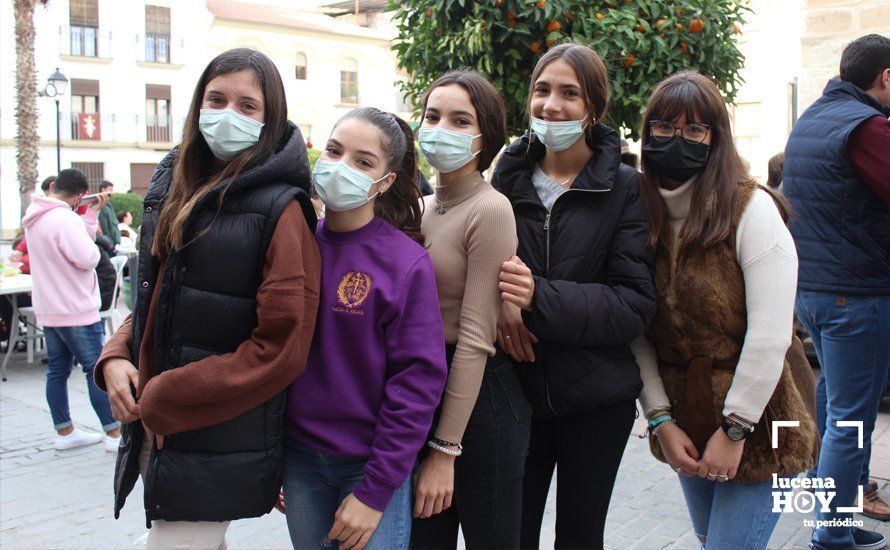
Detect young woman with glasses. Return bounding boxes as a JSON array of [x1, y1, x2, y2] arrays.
[[633, 71, 820, 549]]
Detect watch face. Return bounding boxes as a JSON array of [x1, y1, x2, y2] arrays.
[[728, 425, 745, 441]]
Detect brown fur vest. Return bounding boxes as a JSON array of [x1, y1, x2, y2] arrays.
[[647, 183, 819, 483]]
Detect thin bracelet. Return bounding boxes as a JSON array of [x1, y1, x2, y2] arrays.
[[431, 437, 462, 449], [650, 418, 676, 436], [428, 440, 462, 456], [647, 413, 672, 428], [648, 414, 673, 431]]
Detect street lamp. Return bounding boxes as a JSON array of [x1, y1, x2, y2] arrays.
[[38, 68, 68, 174]]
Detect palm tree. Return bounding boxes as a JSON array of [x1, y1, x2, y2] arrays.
[[13, 0, 39, 221]]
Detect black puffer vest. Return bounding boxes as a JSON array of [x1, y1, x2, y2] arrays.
[[112, 122, 316, 526]]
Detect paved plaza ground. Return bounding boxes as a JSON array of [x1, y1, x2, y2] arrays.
[[1, 348, 888, 549]]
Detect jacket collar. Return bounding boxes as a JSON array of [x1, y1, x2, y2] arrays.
[[823, 79, 890, 117], [494, 123, 622, 206], [145, 121, 310, 208]]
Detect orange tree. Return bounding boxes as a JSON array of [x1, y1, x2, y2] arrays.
[[391, 0, 747, 139]]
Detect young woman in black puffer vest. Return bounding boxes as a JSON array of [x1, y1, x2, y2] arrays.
[[94, 48, 320, 549]]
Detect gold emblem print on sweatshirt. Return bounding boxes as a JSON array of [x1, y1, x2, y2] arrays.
[[334, 271, 372, 315]]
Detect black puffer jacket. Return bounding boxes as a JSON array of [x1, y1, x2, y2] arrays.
[[113, 122, 316, 526], [492, 126, 655, 418]]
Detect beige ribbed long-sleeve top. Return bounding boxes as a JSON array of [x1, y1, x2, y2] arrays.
[[421, 171, 518, 444]]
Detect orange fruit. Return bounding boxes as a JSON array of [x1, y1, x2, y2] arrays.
[[547, 20, 561, 33], [733, 23, 741, 35], [495, 0, 505, 6], [635, 23, 645, 32], [530, 41, 542, 54], [656, 18, 667, 29], [425, 7, 433, 17], [622, 54, 635, 68], [507, 10, 516, 27], [535, 0, 546, 7], [546, 37, 556, 47], [689, 18, 704, 33], [564, 10, 574, 22], [676, 23, 684, 31], [596, 12, 605, 20], [680, 41, 688, 54]]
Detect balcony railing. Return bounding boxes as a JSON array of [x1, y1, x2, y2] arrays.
[[145, 114, 173, 142], [136, 33, 183, 64], [68, 112, 116, 141], [59, 25, 112, 59]]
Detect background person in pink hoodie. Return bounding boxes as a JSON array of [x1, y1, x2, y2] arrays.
[[22, 168, 121, 452]]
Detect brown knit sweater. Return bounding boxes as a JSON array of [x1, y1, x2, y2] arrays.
[[95, 201, 321, 436], [421, 172, 518, 444]]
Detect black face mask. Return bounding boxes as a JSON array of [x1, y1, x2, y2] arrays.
[[642, 136, 709, 182]]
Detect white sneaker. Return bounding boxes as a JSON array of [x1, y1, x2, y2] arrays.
[[104, 434, 121, 453], [54, 428, 103, 451]]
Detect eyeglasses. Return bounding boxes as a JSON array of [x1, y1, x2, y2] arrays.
[[648, 120, 711, 144]]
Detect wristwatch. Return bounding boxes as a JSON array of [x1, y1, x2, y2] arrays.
[[721, 414, 754, 441]]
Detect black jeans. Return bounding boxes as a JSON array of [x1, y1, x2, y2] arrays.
[[411, 352, 533, 550], [520, 398, 637, 550]]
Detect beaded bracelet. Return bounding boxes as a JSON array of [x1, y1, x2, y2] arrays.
[[427, 440, 463, 456]]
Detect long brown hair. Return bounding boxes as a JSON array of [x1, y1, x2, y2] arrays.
[[421, 68, 507, 172], [336, 107, 424, 245], [152, 48, 289, 258], [639, 71, 788, 263]]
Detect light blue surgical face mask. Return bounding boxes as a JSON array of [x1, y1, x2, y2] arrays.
[[312, 159, 391, 212], [199, 108, 264, 161], [418, 127, 482, 173], [530, 115, 589, 152]]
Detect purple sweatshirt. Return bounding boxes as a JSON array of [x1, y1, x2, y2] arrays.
[[286, 217, 447, 511]]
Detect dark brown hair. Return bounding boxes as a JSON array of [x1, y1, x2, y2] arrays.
[[421, 68, 506, 172], [767, 152, 784, 189], [526, 42, 609, 127], [152, 48, 289, 258], [337, 107, 424, 245], [639, 71, 789, 262]]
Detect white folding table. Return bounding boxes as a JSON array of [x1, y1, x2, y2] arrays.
[[1, 274, 34, 381]]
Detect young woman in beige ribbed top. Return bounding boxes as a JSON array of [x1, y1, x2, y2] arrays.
[[409, 69, 532, 550]]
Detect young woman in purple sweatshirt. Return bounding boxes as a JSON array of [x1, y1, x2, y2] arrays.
[[282, 107, 448, 550]]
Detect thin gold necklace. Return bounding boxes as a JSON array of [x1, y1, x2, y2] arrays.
[[434, 178, 479, 214]]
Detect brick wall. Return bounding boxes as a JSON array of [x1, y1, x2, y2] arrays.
[[799, 0, 890, 110]]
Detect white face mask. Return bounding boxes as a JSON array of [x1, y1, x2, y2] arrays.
[[199, 108, 264, 161], [417, 127, 482, 173], [530, 115, 589, 152], [312, 159, 391, 212]]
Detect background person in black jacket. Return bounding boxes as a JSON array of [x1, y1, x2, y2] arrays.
[[492, 42, 655, 549]]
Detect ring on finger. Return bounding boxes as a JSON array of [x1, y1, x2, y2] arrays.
[[707, 472, 718, 479], [717, 473, 729, 480]]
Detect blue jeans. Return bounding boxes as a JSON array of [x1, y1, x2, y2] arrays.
[[807, 374, 875, 490], [678, 476, 782, 549], [796, 291, 890, 549], [44, 321, 118, 431], [283, 438, 411, 550]]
